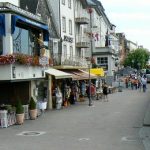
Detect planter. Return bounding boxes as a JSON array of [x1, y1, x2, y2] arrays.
[[29, 109, 37, 120], [16, 113, 24, 125]]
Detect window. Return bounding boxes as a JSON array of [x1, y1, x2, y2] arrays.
[[0, 36, 3, 55], [63, 45, 67, 59], [69, 20, 72, 35], [62, 17, 66, 33], [68, 0, 71, 8], [97, 57, 108, 69], [70, 46, 73, 58], [12, 26, 41, 56], [62, 0, 65, 5]]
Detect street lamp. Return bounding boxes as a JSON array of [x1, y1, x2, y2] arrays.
[[87, 59, 92, 106]]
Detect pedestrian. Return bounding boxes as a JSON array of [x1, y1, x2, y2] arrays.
[[141, 74, 147, 92], [125, 76, 129, 88], [137, 74, 142, 92], [102, 82, 108, 102]]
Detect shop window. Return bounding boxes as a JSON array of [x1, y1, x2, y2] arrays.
[[12, 26, 41, 56], [0, 36, 3, 55]]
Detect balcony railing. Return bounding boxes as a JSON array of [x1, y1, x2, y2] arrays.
[[75, 17, 89, 24], [52, 53, 88, 68], [76, 34, 90, 48]]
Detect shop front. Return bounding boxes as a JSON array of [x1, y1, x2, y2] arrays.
[[44, 68, 72, 109], [59, 69, 98, 102], [0, 3, 50, 127]]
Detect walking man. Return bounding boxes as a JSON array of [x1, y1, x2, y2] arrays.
[[141, 74, 147, 92]]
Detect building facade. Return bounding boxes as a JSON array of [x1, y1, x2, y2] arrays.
[[0, 2, 51, 107]]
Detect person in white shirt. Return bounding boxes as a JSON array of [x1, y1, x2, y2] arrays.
[[141, 74, 147, 92]]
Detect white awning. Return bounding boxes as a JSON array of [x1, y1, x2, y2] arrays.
[[44, 68, 72, 79]]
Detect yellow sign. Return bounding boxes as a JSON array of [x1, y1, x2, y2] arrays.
[[90, 68, 104, 77]]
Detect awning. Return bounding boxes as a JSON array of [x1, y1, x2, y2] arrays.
[[61, 69, 98, 80], [44, 68, 72, 79], [90, 68, 104, 77], [11, 15, 49, 41]]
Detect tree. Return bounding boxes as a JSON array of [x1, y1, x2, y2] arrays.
[[123, 48, 150, 69]]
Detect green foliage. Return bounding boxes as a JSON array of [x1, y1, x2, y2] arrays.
[[123, 48, 150, 69], [29, 97, 36, 110], [16, 100, 24, 114]]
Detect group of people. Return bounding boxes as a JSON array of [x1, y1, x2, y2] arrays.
[[86, 80, 109, 102], [125, 73, 147, 92]]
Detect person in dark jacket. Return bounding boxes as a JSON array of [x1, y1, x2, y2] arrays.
[[102, 82, 108, 102]]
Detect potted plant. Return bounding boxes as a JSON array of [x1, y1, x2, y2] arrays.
[[29, 97, 37, 120], [16, 100, 24, 125]]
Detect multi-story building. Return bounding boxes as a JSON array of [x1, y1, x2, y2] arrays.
[[126, 40, 138, 52], [19, 0, 95, 109], [74, 0, 90, 63], [87, 0, 119, 81]]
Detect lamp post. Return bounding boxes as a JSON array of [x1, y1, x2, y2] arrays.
[[87, 59, 92, 106]]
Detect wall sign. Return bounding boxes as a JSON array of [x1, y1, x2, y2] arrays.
[[64, 35, 73, 43], [39, 56, 49, 66]]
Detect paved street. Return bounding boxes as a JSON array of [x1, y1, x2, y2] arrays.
[[0, 86, 150, 150]]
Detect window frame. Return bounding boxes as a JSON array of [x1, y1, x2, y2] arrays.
[[12, 23, 42, 56], [62, 0, 65, 5], [62, 17, 66, 33], [70, 45, 73, 58], [69, 19, 72, 35], [68, 0, 71, 8], [97, 57, 108, 65]]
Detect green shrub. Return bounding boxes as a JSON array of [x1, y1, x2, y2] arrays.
[[29, 97, 36, 110], [16, 100, 24, 114]]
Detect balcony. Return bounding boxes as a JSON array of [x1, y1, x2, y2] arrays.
[[75, 17, 89, 24], [93, 47, 118, 56], [76, 35, 90, 48], [0, 64, 45, 81], [0, 53, 52, 80], [52, 54, 88, 68]]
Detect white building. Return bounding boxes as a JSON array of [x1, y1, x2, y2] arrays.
[[74, 0, 90, 66], [87, 0, 119, 79]]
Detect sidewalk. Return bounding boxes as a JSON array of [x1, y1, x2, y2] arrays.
[[139, 88, 150, 150]]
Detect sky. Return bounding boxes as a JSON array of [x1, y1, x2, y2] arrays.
[[100, 0, 150, 51]]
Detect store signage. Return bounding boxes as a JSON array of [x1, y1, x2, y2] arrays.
[[64, 35, 73, 43], [39, 56, 49, 66]]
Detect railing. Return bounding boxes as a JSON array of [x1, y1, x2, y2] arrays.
[[52, 53, 88, 67], [76, 34, 90, 48], [75, 12, 89, 24]]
